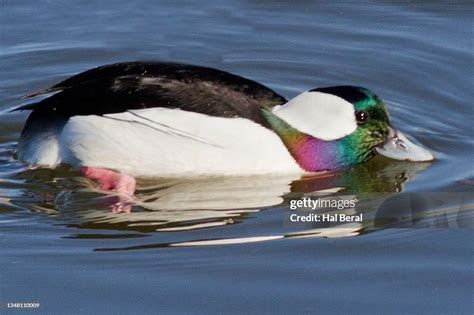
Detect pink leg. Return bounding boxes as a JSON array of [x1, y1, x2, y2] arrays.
[[80, 166, 136, 213]]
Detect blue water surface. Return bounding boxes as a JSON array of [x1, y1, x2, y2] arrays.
[[0, 1, 473, 314]]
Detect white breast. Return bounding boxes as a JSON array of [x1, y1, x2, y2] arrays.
[[54, 108, 303, 177]]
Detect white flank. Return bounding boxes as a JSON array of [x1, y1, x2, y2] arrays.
[[272, 91, 357, 141], [57, 108, 303, 176]]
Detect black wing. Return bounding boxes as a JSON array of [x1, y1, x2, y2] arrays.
[[14, 61, 286, 124]]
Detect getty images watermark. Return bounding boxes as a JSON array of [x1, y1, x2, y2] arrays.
[[288, 196, 362, 223], [284, 192, 473, 229]]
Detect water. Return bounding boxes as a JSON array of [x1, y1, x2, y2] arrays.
[[1, 1, 473, 314]]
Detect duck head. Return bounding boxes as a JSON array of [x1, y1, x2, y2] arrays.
[[262, 86, 434, 172]]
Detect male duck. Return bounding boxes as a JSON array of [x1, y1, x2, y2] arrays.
[[14, 61, 433, 210]]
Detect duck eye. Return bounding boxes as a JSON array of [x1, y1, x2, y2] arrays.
[[355, 110, 369, 124]]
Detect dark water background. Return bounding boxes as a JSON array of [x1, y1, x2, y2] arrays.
[[1, 1, 473, 314]]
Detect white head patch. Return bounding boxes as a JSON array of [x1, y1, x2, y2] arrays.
[[272, 91, 358, 141]]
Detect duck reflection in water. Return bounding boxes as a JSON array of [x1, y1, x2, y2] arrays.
[[40, 157, 471, 249], [56, 157, 464, 241]]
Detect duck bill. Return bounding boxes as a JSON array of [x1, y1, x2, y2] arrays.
[[375, 126, 434, 162]]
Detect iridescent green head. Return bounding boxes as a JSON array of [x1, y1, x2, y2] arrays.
[[262, 86, 433, 172]]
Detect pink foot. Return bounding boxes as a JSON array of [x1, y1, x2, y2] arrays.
[[80, 166, 136, 213]]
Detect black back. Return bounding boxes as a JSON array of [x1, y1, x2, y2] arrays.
[[14, 62, 287, 125]]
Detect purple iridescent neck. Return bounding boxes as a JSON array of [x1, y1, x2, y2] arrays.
[[288, 134, 341, 171], [262, 108, 353, 172]]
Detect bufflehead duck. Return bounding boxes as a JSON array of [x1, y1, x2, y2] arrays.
[[13, 61, 434, 211]]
